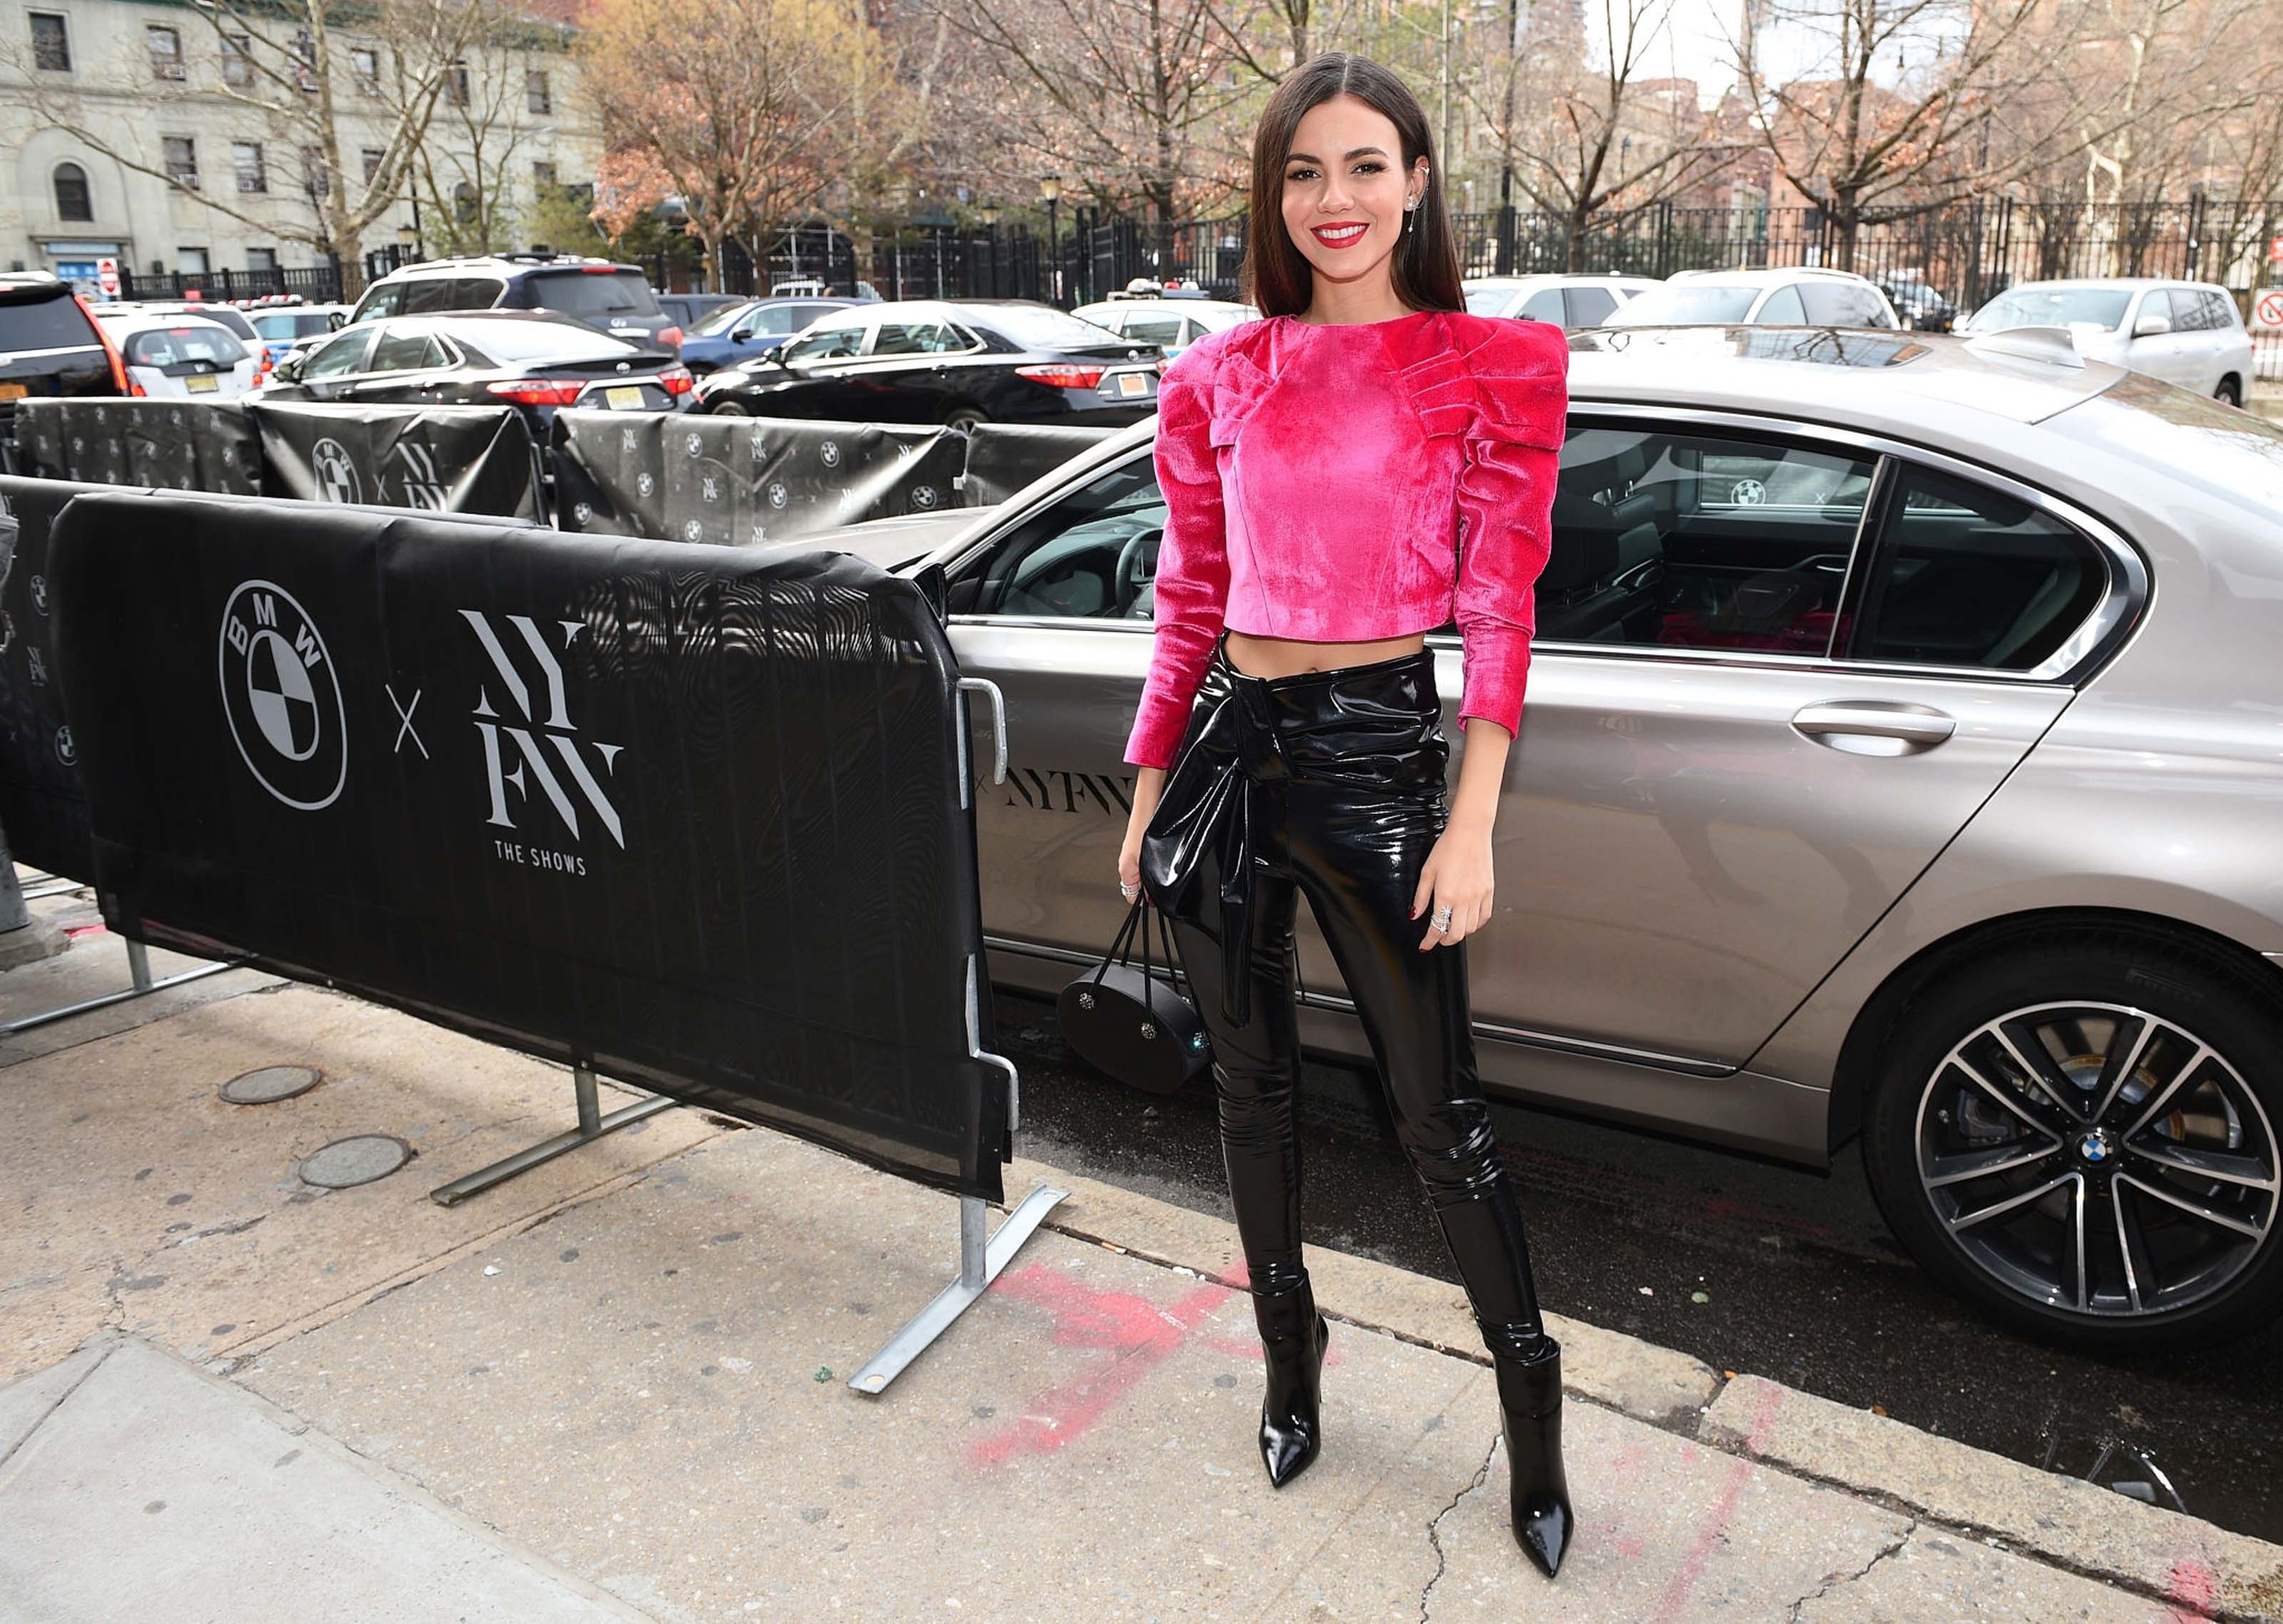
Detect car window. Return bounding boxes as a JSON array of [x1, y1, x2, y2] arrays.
[[301, 329, 372, 378], [2200, 290, 2238, 330], [370, 329, 434, 371], [1537, 425, 1876, 656], [1565, 286, 1618, 326], [1123, 312, 1187, 347], [1756, 283, 1806, 324], [1465, 287, 1515, 315], [1610, 283, 1760, 325], [781, 322, 866, 363], [525, 269, 661, 318], [1519, 287, 1566, 323], [977, 454, 1165, 620], [0, 289, 102, 349], [1844, 464, 2107, 671], [1798, 280, 1891, 327], [691, 301, 757, 337], [352, 283, 404, 322], [982, 305, 1129, 349], [1969, 287, 2130, 332], [123, 325, 245, 367], [873, 320, 963, 356], [2166, 289, 2208, 331], [252, 312, 299, 339]]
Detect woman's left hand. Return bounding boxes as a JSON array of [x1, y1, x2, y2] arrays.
[[1410, 814, 1494, 949]]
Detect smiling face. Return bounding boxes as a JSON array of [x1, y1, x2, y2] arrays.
[[1280, 94, 1426, 299]]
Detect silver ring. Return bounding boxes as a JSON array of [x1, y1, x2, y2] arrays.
[[1432, 918, 1450, 933], [1121, 882, 1139, 900], [1433, 905, 1452, 921]]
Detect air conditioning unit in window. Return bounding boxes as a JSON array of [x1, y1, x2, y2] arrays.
[[155, 61, 184, 79]]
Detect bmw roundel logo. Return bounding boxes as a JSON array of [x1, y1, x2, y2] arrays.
[[819, 439, 841, 468], [311, 436, 363, 505], [2078, 1133, 2110, 1163], [218, 581, 347, 811], [911, 484, 941, 510]]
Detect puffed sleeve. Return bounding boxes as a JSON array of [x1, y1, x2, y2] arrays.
[[1122, 333, 1233, 769], [1450, 315, 1569, 740]]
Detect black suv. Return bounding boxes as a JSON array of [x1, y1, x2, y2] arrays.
[[0, 276, 123, 441], [347, 252, 681, 351]]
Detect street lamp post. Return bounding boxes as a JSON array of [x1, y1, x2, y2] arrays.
[[1039, 173, 1062, 306], [980, 202, 999, 297]]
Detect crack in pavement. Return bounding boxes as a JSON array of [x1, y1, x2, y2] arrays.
[[1420, 1432, 1500, 1623], [1786, 1517, 1918, 1622]]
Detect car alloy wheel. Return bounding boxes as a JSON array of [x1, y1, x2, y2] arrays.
[[1865, 934, 2283, 1349], [2215, 377, 2242, 408], [1915, 1001, 2277, 1320], [709, 398, 752, 417]]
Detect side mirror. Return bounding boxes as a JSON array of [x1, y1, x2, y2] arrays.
[[731, 322, 757, 342], [2132, 312, 2171, 337], [271, 352, 306, 384]]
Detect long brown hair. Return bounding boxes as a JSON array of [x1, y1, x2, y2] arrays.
[[1239, 53, 1465, 319]]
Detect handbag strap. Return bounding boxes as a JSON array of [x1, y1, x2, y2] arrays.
[[1089, 894, 1145, 986]]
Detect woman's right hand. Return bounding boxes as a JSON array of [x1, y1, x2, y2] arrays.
[[1119, 765, 1167, 902]]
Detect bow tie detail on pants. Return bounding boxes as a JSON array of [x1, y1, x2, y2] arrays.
[[1133, 630, 1576, 1578]]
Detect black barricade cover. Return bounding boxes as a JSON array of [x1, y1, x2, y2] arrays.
[[551, 411, 966, 546], [13, 399, 261, 494], [250, 402, 541, 519], [0, 478, 104, 879], [957, 423, 1123, 507], [50, 491, 1006, 1199]]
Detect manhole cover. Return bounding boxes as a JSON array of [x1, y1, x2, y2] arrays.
[[220, 1066, 321, 1105], [298, 1135, 412, 1190]]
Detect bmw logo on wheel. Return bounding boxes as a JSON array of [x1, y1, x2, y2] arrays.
[[218, 581, 348, 810]]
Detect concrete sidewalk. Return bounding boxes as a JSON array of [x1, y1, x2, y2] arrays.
[[0, 923, 2277, 1622]]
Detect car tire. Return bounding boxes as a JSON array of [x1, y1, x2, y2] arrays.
[[708, 399, 752, 417], [944, 406, 988, 434], [2215, 375, 2243, 408], [1861, 927, 2283, 1352]]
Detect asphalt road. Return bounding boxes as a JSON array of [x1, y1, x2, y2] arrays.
[[994, 987, 2283, 1546]]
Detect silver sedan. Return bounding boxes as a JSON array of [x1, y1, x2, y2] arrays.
[[833, 321, 2283, 1352]]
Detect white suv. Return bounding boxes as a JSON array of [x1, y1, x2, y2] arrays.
[[1962, 277, 2252, 406], [1605, 267, 1900, 330], [1464, 274, 1662, 328]]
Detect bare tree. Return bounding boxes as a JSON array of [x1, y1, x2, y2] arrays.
[[407, 23, 574, 255], [23, 0, 501, 275]]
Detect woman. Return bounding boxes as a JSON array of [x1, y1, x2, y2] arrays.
[[1114, 53, 1575, 1578]]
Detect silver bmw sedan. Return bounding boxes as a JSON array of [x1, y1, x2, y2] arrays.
[[833, 320, 2283, 1352]]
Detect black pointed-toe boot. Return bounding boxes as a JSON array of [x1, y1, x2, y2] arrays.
[[1495, 1335, 1574, 1578], [1253, 1275, 1329, 1487]]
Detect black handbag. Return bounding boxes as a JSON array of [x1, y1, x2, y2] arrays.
[[1058, 895, 1213, 1095]]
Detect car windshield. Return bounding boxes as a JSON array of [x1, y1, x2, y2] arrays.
[[429, 318, 639, 363], [1968, 288, 2133, 332], [1607, 284, 1761, 325], [1466, 287, 1527, 315], [123, 325, 245, 367], [691, 300, 761, 337], [978, 305, 1124, 349], [525, 269, 663, 319], [0, 289, 101, 349]]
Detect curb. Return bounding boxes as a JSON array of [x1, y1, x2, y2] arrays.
[[1004, 1154, 2283, 1623]]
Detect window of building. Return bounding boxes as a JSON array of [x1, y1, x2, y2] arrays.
[[245, 247, 278, 273], [291, 28, 316, 92], [52, 163, 91, 223], [29, 11, 69, 71], [361, 148, 385, 185], [351, 46, 380, 95], [147, 25, 183, 79], [221, 32, 252, 88], [233, 141, 266, 194], [178, 247, 209, 276], [526, 69, 550, 113], [301, 145, 329, 198], [532, 160, 557, 190], [444, 58, 469, 108], [163, 137, 199, 190], [452, 181, 476, 222]]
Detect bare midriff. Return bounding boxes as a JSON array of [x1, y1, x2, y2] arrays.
[[1221, 628, 1428, 680]]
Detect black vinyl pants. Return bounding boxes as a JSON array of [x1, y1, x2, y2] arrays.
[[1138, 631, 1548, 1362]]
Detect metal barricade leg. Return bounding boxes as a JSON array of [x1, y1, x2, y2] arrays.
[[428, 1062, 678, 1207], [0, 934, 248, 1037]]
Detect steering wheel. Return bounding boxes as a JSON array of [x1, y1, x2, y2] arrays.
[[1112, 526, 1161, 616]]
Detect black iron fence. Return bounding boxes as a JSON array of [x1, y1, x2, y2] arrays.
[[121, 262, 350, 305]]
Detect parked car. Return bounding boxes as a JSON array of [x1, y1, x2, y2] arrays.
[[1876, 271, 1958, 332], [345, 253, 682, 352], [111, 300, 265, 349], [1606, 267, 1901, 330], [255, 312, 693, 424], [679, 296, 860, 372], [1069, 290, 1259, 358], [1465, 273, 1662, 327], [247, 302, 352, 367], [658, 292, 746, 332], [0, 275, 123, 436], [106, 312, 260, 399], [805, 320, 2283, 1351], [1961, 277, 2252, 406], [692, 297, 1165, 429]]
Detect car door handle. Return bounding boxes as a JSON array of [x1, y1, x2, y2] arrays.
[[1791, 703, 1956, 747]]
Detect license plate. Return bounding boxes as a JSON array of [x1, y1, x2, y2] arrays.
[[606, 386, 646, 410], [0, 382, 26, 402], [186, 373, 219, 393], [1116, 372, 1151, 397]]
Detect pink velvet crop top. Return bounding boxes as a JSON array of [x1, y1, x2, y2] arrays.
[[1122, 306, 1571, 770]]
